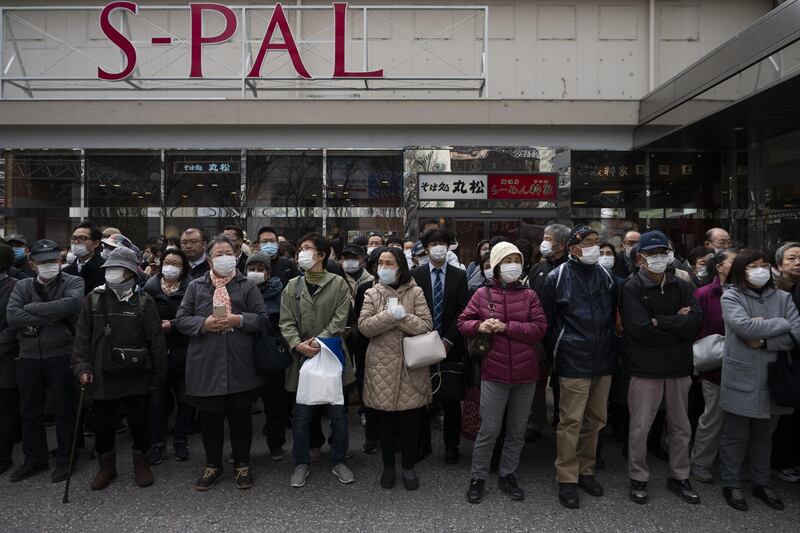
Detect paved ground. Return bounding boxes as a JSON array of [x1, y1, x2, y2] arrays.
[[2, 405, 799, 533]]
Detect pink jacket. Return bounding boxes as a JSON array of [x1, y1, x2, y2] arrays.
[[458, 280, 548, 384]]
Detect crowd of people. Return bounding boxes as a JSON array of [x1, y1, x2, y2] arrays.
[[0, 220, 798, 513]]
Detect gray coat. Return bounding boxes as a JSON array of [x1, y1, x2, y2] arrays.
[[174, 272, 266, 398], [7, 273, 85, 360], [720, 286, 800, 419]]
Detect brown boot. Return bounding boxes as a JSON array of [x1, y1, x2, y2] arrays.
[[90, 450, 117, 490], [132, 449, 154, 487]]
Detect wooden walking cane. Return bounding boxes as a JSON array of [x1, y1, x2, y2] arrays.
[[62, 385, 86, 504]]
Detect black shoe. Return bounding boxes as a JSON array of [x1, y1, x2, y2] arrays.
[[578, 474, 604, 497], [466, 478, 485, 504], [402, 470, 419, 491], [629, 480, 648, 504], [445, 448, 460, 465], [50, 464, 73, 483], [416, 444, 432, 462], [648, 445, 669, 462], [174, 442, 189, 462], [752, 486, 784, 510], [558, 483, 580, 509], [194, 465, 222, 491], [9, 463, 47, 482], [380, 467, 396, 489], [595, 454, 606, 471], [498, 474, 524, 501], [524, 429, 543, 443], [234, 465, 254, 490], [489, 448, 501, 473], [723, 487, 748, 511], [148, 445, 166, 466], [667, 478, 700, 505], [0, 461, 11, 476], [362, 440, 379, 454]]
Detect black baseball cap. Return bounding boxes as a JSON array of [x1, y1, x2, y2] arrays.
[[29, 239, 61, 262]]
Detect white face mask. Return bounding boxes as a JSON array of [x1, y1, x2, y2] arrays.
[[101, 248, 113, 260], [161, 265, 182, 280], [578, 245, 600, 265], [428, 245, 448, 262], [417, 256, 430, 267], [483, 268, 494, 280], [598, 255, 615, 269], [747, 267, 771, 288], [644, 254, 670, 274], [37, 263, 60, 281], [539, 240, 553, 258], [65, 252, 77, 264], [366, 246, 379, 257], [342, 259, 361, 274], [247, 271, 266, 285], [212, 255, 237, 276], [499, 263, 522, 283], [71, 243, 89, 258], [297, 250, 318, 271], [104, 267, 127, 285], [377, 267, 398, 285]]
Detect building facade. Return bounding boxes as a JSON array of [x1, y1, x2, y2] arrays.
[[0, 0, 792, 260]]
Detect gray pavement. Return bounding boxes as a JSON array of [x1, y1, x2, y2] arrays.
[[2, 406, 799, 533]]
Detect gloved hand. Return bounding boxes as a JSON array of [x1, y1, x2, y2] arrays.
[[389, 304, 407, 320]]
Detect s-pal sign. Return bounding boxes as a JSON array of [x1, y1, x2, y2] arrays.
[[98, 2, 384, 81]]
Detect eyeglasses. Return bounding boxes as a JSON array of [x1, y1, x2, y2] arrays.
[[70, 235, 93, 243], [180, 239, 202, 246]]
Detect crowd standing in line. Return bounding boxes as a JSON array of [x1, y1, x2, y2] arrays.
[[0, 220, 798, 515]]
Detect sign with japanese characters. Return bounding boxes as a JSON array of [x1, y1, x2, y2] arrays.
[[419, 174, 488, 200], [487, 174, 557, 201], [173, 161, 240, 174]]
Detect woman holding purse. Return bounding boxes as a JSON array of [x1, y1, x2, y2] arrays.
[[718, 249, 800, 511], [358, 246, 433, 491], [457, 242, 548, 504]]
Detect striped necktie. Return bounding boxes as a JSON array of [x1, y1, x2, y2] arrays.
[[433, 268, 443, 332]]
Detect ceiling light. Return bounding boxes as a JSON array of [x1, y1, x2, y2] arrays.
[[113, 184, 121, 188], [733, 126, 745, 132], [600, 190, 623, 195], [99, 183, 107, 188], [211, 183, 219, 187], [196, 183, 204, 187], [181, 194, 188, 198], [573, 201, 588, 205]]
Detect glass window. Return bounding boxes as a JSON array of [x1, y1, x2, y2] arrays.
[[86, 151, 161, 245], [4, 151, 81, 245], [164, 151, 242, 237], [327, 216, 405, 244], [326, 153, 403, 208]]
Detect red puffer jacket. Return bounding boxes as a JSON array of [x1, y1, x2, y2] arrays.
[[458, 280, 548, 384]]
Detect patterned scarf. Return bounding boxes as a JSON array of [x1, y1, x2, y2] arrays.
[[160, 277, 180, 295], [210, 269, 235, 332]]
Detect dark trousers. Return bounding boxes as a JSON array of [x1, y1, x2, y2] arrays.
[[377, 409, 419, 470], [0, 388, 20, 465], [261, 371, 288, 452], [419, 399, 462, 451], [771, 411, 800, 470], [16, 355, 76, 467], [364, 407, 380, 443], [150, 369, 193, 447], [94, 394, 150, 455], [199, 405, 252, 467]]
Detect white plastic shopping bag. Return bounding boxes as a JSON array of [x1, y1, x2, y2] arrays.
[[296, 337, 344, 405]]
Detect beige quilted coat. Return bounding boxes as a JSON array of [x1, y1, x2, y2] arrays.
[[358, 278, 433, 412]]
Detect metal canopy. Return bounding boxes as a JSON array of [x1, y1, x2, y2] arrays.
[[0, 4, 489, 99]]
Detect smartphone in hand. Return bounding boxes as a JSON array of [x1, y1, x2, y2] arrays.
[[213, 305, 226, 318]]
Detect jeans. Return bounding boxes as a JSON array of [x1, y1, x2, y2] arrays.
[[94, 395, 150, 455], [199, 405, 252, 467], [471, 381, 536, 480], [719, 411, 780, 487], [293, 402, 348, 466], [16, 355, 76, 467], [149, 369, 193, 447]]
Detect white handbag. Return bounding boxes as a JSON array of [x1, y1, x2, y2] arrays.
[[403, 330, 447, 369], [693, 334, 724, 373]]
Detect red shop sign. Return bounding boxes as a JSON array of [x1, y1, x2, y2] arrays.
[[487, 173, 558, 201]]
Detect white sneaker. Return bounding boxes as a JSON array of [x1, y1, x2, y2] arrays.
[[332, 463, 355, 484], [290, 464, 310, 488]]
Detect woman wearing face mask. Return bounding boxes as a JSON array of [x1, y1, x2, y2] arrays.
[[143, 248, 193, 465], [717, 249, 800, 512], [466, 240, 490, 280], [174, 236, 268, 492], [457, 242, 548, 504], [71, 246, 167, 491], [358, 247, 433, 491]]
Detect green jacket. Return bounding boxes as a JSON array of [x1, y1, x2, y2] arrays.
[[280, 272, 355, 392]]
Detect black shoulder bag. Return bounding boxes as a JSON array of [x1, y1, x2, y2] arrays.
[[92, 290, 152, 376]]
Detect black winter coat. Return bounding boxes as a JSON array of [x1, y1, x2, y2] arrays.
[[0, 275, 18, 388], [63, 252, 106, 296], [539, 258, 617, 378], [143, 275, 190, 372], [527, 255, 568, 296], [619, 271, 703, 378]]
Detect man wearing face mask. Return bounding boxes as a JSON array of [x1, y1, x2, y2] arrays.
[[63, 222, 106, 296], [616, 231, 641, 278], [539, 225, 617, 509], [704, 227, 733, 254], [4, 234, 34, 280], [256, 226, 299, 288], [619, 230, 703, 506], [7, 240, 85, 483], [341, 245, 373, 296], [411, 229, 469, 465]]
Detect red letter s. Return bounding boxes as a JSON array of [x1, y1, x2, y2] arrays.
[[98, 1, 138, 81]]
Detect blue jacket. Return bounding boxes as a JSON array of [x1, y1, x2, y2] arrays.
[[539, 257, 617, 378]]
